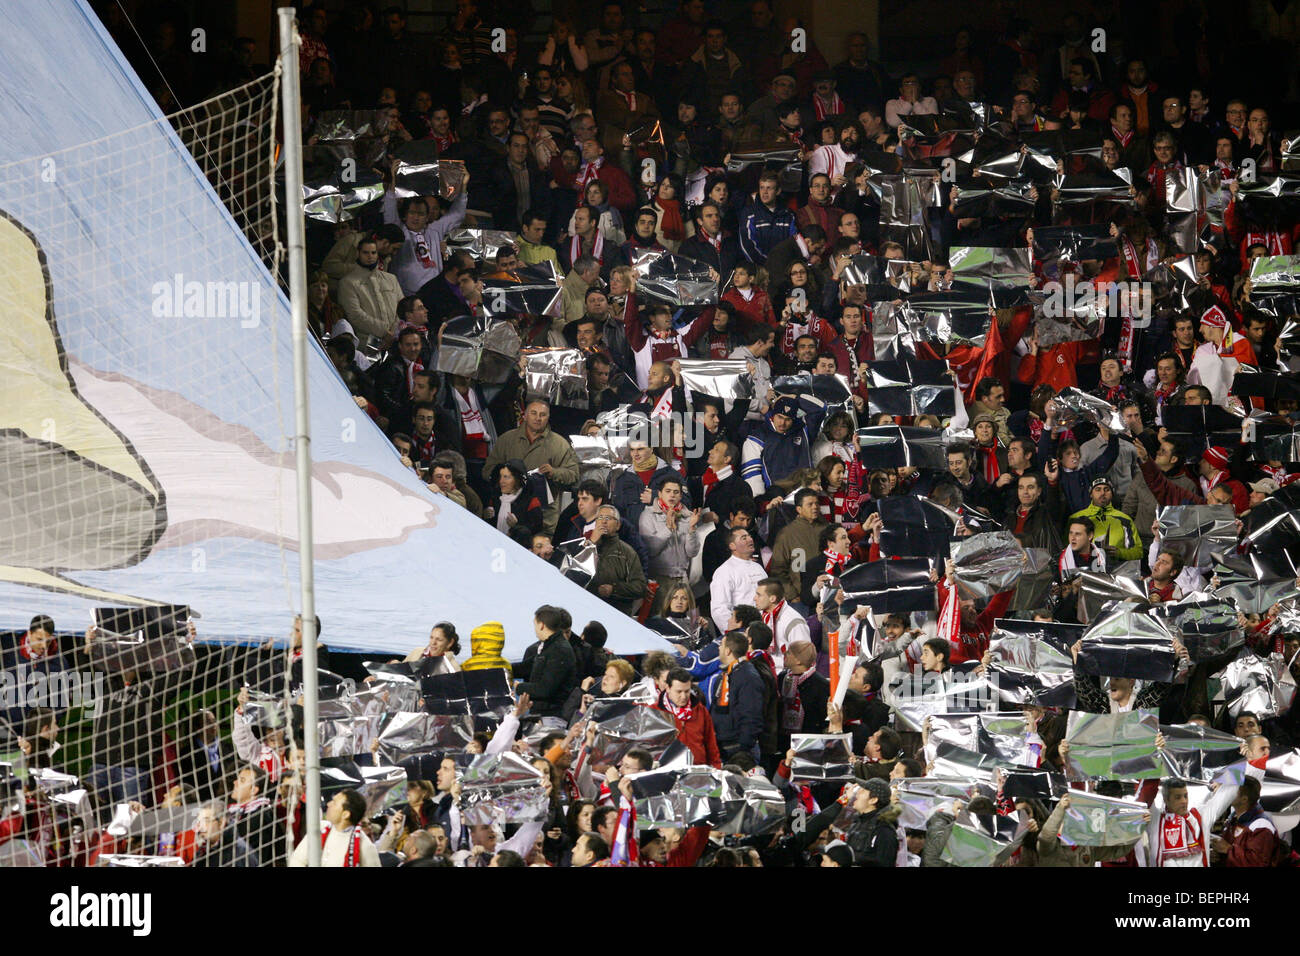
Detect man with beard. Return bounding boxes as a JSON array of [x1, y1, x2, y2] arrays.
[[808, 122, 862, 199]]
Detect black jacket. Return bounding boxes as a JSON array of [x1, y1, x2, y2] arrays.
[[710, 659, 765, 754], [516, 634, 579, 718], [678, 231, 742, 281], [777, 670, 830, 751]]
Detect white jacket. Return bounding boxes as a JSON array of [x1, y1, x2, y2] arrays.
[[710, 555, 766, 633]]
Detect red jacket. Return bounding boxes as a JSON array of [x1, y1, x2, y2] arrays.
[[936, 576, 1013, 665], [1015, 338, 1101, 392], [722, 287, 777, 329], [658, 692, 722, 767]]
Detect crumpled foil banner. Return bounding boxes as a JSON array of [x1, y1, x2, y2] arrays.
[[1057, 790, 1149, 847], [897, 289, 996, 349], [1031, 224, 1118, 267], [948, 246, 1033, 287], [1149, 597, 1244, 663], [839, 557, 936, 615], [876, 496, 958, 559], [1221, 650, 1297, 719], [1065, 710, 1161, 780], [375, 710, 475, 762], [887, 670, 1000, 732], [985, 618, 1082, 709], [1249, 255, 1300, 319], [1160, 403, 1245, 457], [583, 698, 680, 768], [557, 537, 598, 588], [1155, 504, 1239, 571], [951, 531, 1029, 601], [1077, 570, 1149, 623], [435, 314, 522, 383], [1051, 168, 1135, 216], [447, 227, 521, 261], [677, 358, 754, 400], [460, 751, 550, 826], [422, 668, 515, 732], [1164, 167, 1208, 255], [724, 147, 801, 173], [308, 109, 391, 172], [892, 776, 982, 830], [29, 768, 93, 835], [922, 713, 1033, 767], [1210, 553, 1300, 614], [302, 171, 385, 223], [1156, 722, 1245, 782], [631, 249, 718, 306], [865, 358, 955, 417], [878, 175, 933, 261], [571, 433, 633, 476], [869, 300, 918, 361], [1260, 751, 1300, 832], [1051, 386, 1128, 435], [953, 178, 1037, 219], [856, 425, 948, 470], [1077, 605, 1177, 680], [320, 760, 407, 818], [941, 812, 1027, 866], [319, 714, 385, 758], [789, 733, 855, 782], [483, 261, 564, 317], [523, 347, 589, 409], [1029, 287, 1105, 347], [627, 765, 785, 835]]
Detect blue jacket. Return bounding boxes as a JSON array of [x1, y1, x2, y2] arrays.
[[740, 395, 827, 495], [738, 200, 797, 264], [710, 659, 765, 752], [1037, 432, 1119, 514]]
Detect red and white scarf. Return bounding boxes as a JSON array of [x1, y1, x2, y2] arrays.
[[453, 387, 486, 440], [812, 92, 845, 120], [619, 90, 637, 112], [823, 547, 850, 575], [405, 358, 424, 397], [1116, 236, 1143, 369], [1156, 809, 1206, 866], [409, 229, 435, 269], [570, 229, 605, 265], [701, 464, 730, 497], [1111, 126, 1134, 147], [1059, 543, 1106, 574], [320, 821, 365, 867], [578, 157, 604, 188], [698, 228, 722, 253], [762, 600, 786, 634], [660, 689, 693, 723]]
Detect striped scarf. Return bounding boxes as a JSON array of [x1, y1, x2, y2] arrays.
[[320, 822, 365, 867], [812, 92, 845, 120], [823, 547, 850, 575]]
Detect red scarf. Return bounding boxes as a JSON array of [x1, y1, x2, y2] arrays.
[[977, 444, 1001, 484], [1111, 126, 1134, 147], [747, 648, 777, 681], [321, 822, 365, 867], [406, 357, 424, 397], [699, 228, 721, 252], [432, 131, 457, 153], [658, 198, 685, 242], [762, 600, 785, 632], [1157, 809, 1205, 865], [619, 90, 637, 111], [701, 466, 722, 495], [781, 668, 817, 730]]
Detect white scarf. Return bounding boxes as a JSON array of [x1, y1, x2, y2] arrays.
[[496, 491, 519, 533]]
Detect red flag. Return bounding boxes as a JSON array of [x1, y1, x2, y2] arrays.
[[936, 578, 961, 656]]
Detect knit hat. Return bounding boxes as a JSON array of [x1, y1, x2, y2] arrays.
[[1200, 305, 1228, 330], [861, 777, 891, 806], [1202, 446, 1230, 471], [1090, 475, 1112, 489], [1250, 478, 1279, 495], [821, 839, 855, 867], [771, 397, 800, 419]]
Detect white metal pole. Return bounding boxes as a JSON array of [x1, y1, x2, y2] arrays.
[[277, 6, 321, 868]]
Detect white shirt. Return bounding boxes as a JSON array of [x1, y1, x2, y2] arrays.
[[289, 822, 381, 867], [710, 554, 767, 633], [808, 143, 855, 198], [767, 602, 811, 671]]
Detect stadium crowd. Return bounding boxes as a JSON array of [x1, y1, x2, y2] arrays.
[[4, 0, 1300, 867]]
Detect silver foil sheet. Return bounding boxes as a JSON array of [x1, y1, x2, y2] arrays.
[[1065, 710, 1162, 781], [789, 733, 855, 783], [460, 751, 549, 826], [435, 315, 522, 383], [1057, 790, 1149, 847], [523, 347, 589, 409], [1155, 504, 1238, 571], [950, 531, 1029, 601], [1221, 650, 1297, 720], [677, 358, 754, 400]]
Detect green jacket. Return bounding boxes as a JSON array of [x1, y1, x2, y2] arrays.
[[592, 533, 647, 614], [482, 427, 580, 535], [1069, 504, 1143, 561]]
